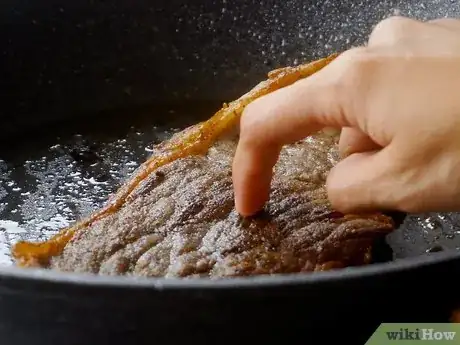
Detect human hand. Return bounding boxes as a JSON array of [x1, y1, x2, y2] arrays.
[[232, 16, 460, 216]]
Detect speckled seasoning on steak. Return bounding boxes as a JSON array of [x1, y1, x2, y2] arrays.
[[48, 133, 394, 278]]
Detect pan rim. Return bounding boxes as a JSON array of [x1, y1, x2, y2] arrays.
[[0, 250, 458, 289]]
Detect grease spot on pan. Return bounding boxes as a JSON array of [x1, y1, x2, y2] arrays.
[[0, 103, 215, 265]]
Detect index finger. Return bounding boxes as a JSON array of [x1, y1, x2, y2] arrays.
[[232, 50, 362, 216]]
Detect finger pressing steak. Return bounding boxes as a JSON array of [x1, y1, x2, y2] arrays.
[[48, 134, 393, 277], [12, 54, 394, 278]]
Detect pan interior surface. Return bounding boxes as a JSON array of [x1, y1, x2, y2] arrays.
[[0, 103, 460, 272], [1, 0, 460, 277], [0, 102, 217, 266]]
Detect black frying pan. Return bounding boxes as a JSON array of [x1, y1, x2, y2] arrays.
[[1, 0, 460, 344]]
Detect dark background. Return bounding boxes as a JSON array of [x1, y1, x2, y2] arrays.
[[1, 0, 456, 136]]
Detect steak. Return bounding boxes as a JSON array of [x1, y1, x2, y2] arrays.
[[12, 54, 395, 278], [48, 134, 393, 277]]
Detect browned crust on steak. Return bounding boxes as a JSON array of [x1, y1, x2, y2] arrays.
[[46, 136, 393, 278]]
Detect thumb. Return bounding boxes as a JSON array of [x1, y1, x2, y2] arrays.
[[326, 147, 401, 214]]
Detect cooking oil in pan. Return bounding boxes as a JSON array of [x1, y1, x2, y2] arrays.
[[0, 102, 218, 265], [1, 101, 460, 265]]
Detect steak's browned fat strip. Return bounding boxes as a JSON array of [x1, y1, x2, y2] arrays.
[[12, 54, 395, 277]]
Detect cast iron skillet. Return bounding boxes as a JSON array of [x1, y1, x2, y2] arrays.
[[1, 1, 460, 344]]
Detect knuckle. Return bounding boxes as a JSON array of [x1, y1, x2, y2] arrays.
[[240, 102, 258, 135], [241, 91, 288, 147], [369, 16, 415, 45], [335, 47, 369, 83], [330, 47, 372, 110], [336, 46, 368, 64], [373, 15, 411, 34], [240, 99, 269, 143], [342, 52, 368, 83]]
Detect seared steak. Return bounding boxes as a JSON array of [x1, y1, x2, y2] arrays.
[[12, 54, 394, 278], [49, 133, 392, 277]]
